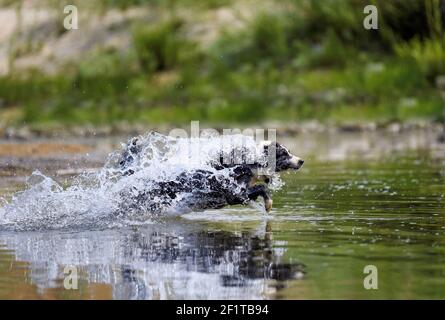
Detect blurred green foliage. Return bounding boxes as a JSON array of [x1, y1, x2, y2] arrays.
[[132, 19, 196, 73], [0, 0, 444, 126], [98, 0, 232, 10]]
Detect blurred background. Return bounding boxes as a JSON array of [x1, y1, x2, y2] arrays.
[[1, 1, 445, 300], [0, 0, 444, 135]]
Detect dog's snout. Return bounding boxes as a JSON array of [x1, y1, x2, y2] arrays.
[[288, 156, 304, 170]]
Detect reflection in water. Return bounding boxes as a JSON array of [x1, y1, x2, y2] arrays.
[[0, 221, 305, 299]]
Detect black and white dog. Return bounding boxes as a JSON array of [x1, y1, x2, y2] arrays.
[[118, 136, 304, 213]]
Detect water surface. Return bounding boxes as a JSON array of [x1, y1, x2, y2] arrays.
[[0, 132, 444, 299]]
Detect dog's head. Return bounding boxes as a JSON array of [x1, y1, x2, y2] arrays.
[[260, 141, 304, 172]]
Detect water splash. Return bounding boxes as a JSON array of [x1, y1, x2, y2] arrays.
[[0, 132, 283, 231]]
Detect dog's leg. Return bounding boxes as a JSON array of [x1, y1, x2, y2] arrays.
[[247, 184, 273, 212]]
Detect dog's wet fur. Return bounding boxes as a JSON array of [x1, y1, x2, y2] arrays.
[[118, 139, 304, 213]]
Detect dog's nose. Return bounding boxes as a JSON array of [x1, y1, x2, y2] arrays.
[[288, 156, 304, 170]]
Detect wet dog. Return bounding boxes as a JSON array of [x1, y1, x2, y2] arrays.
[[118, 137, 304, 213]]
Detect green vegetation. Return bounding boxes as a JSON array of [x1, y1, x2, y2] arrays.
[[1, 0, 445, 126]]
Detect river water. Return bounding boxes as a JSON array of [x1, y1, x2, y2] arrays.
[[0, 130, 444, 299]]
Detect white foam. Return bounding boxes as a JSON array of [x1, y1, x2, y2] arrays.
[[0, 132, 283, 231]]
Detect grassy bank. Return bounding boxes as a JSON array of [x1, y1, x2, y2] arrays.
[[0, 0, 445, 127]]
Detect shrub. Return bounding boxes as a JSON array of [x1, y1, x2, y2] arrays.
[[289, 0, 445, 50], [132, 19, 186, 74], [210, 13, 291, 71], [395, 37, 445, 80]]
